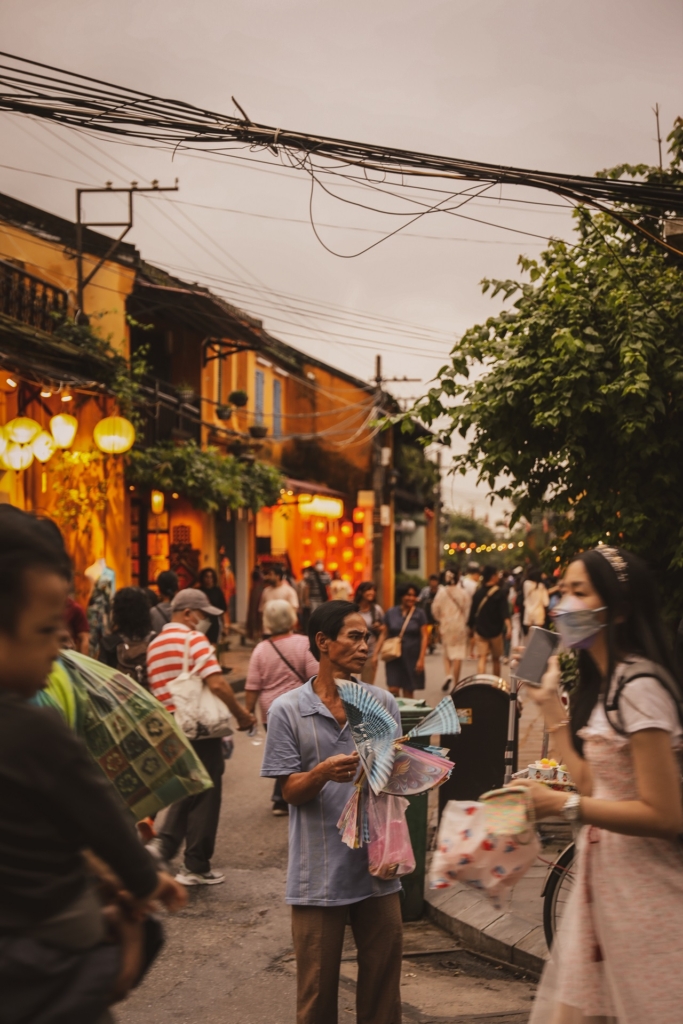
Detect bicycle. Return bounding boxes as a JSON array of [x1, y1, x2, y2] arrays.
[[541, 841, 576, 948]]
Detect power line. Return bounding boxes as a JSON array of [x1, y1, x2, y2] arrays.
[[0, 50, 680, 257]]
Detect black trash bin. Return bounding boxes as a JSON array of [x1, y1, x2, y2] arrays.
[[438, 674, 518, 816]]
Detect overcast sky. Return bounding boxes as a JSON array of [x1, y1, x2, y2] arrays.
[[1, 0, 681, 519]]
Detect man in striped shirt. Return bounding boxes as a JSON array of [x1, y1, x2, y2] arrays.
[[147, 589, 255, 886]]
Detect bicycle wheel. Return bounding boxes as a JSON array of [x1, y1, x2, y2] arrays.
[[542, 842, 576, 949]]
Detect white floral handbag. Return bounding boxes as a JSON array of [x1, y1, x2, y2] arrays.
[[166, 634, 232, 740]]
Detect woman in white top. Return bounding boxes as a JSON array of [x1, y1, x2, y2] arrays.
[[431, 569, 471, 694], [522, 568, 549, 633], [517, 547, 683, 1024]]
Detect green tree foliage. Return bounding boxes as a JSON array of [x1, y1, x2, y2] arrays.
[[126, 441, 283, 513], [406, 124, 683, 611]]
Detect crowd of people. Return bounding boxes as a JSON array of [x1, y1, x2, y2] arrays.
[[4, 520, 683, 1024]]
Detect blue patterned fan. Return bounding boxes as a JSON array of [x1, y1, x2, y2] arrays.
[[406, 696, 461, 739], [336, 680, 399, 794]]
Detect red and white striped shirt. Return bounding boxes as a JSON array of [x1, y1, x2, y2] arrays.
[[146, 623, 221, 712]]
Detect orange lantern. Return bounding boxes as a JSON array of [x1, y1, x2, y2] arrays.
[[314, 519, 326, 532], [326, 535, 338, 547], [340, 521, 353, 537], [352, 507, 365, 524], [353, 534, 366, 549], [302, 559, 312, 568], [342, 548, 353, 563], [315, 549, 326, 561], [327, 561, 339, 572], [353, 560, 364, 572], [302, 537, 312, 547]]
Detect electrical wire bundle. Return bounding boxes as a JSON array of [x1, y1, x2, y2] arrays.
[[1, 51, 682, 256]]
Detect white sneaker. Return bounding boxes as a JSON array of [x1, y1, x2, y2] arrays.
[[175, 869, 225, 886]]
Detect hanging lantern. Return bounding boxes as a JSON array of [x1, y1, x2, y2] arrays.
[[32, 430, 56, 464], [342, 548, 354, 563], [50, 413, 78, 449], [353, 560, 364, 572], [150, 490, 165, 515], [327, 561, 339, 572], [326, 534, 338, 547], [352, 507, 365, 524], [0, 426, 6, 458], [6, 417, 41, 445], [93, 416, 135, 455], [340, 521, 353, 537], [353, 534, 366, 549], [3, 443, 34, 471]]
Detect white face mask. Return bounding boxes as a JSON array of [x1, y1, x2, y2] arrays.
[[193, 616, 211, 635]]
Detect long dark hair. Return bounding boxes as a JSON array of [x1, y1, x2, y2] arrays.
[[569, 547, 683, 751]]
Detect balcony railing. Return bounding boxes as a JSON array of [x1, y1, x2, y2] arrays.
[[0, 260, 68, 333]]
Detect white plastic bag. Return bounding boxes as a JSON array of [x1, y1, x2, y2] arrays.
[[166, 635, 232, 740]]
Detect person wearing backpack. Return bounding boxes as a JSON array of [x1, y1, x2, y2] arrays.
[[467, 565, 511, 677], [149, 570, 178, 634], [99, 587, 156, 690], [515, 546, 683, 1024]]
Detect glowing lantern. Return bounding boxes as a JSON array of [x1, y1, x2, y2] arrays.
[[327, 562, 339, 572], [6, 417, 41, 445], [342, 548, 353, 563], [340, 521, 353, 537], [352, 507, 365, 524], [326, 535, 338, 547], [50, 414, 78, 449], [3, 443, 34, 470], [150, 490, 165, 515], [353, 534, 366, 549], [314, 519, 327, 532], [302, 560, 312, 569], [0, 426, 6, 458], [302, 537, 312, 547], [32, 430, 56, 464], [353, 560, 364, 572], [93, 416, 135, 455], [315, 550, 326, 561]]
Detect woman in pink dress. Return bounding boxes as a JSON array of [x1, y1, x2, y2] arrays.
[[517, 546, 683, 1024]]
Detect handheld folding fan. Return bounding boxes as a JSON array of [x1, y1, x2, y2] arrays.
[[336, 680, 398, 794]]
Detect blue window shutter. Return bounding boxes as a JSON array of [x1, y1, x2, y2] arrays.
[[255, 369, 265, 424], [273, 378, 282, 438]]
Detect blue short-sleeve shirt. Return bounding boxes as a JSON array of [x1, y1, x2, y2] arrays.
[[260, 678, 403, 906]]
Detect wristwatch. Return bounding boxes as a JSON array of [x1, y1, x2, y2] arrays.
[[562, 793, 582, 822]]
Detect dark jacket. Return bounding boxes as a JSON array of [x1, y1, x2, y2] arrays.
[[467, 583, 510, 639]]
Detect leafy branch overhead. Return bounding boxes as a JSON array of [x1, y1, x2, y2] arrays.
[[125, 441, 283, 513], [403, 120, 683, 609]]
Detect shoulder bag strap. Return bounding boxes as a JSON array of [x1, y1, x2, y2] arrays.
[[398, 606, 415, 640], [605, 660, 683, 734], [268, 639, 307, 684], [475, 585, 498, 620]]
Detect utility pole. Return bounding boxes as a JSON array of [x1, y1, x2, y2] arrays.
[[372, 355, 384, 605], [434, 449, 442, 573], [75, 180, 178, 315]]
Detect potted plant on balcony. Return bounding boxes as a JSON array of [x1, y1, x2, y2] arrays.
[[216, 404, 233, 420], [228, 389, 249, 407], [176, 382, 195, 403], [248, 423, 268, 439]]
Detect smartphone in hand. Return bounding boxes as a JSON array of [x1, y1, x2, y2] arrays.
[[514, 626, 560, 687]]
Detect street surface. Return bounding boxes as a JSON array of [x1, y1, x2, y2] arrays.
[[118, 648, 540, 1024]]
